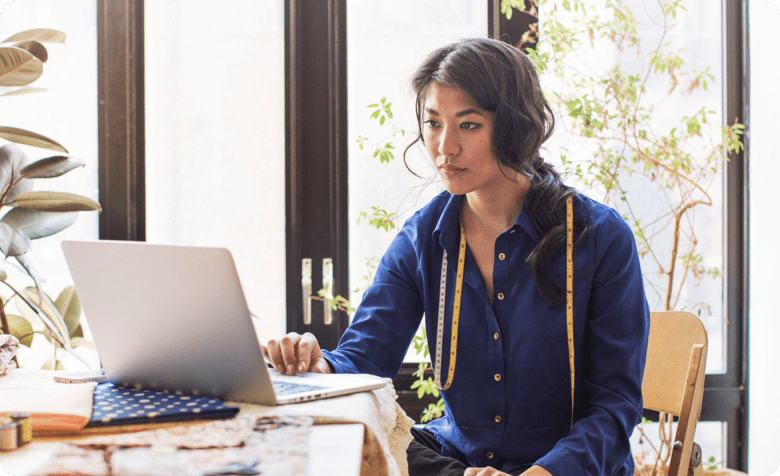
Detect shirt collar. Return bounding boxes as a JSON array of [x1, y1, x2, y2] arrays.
[[433, 193, 542, 251]]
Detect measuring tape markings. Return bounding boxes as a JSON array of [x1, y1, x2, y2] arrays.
[[434, 226, 467, 391], [566, 196, 575, 429], [434, 198, 576, 418]]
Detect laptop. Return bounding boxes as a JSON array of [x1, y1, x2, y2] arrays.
[[60, 240, 386, 405]]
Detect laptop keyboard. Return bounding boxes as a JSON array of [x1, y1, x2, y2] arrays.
[[272, 380, 328, 396]]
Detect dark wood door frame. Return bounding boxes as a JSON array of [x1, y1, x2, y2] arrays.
[[285, 0, 349, 351]]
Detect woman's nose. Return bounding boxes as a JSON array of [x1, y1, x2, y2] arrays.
[[438, 126, 460, 156]]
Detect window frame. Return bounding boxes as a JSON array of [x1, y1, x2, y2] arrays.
[[98, 0, 748, 468]]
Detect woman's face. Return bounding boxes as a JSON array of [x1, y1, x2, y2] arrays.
[[422, 83, 507, 196]]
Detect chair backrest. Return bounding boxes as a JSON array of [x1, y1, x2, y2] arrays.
[[642, 311, 708, 476]]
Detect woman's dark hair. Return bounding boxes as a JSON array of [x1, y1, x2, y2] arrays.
[[405, 37, 590, 306]]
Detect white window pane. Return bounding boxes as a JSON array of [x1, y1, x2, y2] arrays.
[[144, 0, 286, 343], [0, 0, 99, 370], [347, 1, 487, 362]]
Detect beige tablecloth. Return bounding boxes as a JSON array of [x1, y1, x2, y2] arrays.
[[0, 370, 414, 476], [0, 368, 97, 431]]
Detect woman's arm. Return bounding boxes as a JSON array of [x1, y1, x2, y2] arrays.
[[533, 210, 651, 476], [321, 221, 427, 378]]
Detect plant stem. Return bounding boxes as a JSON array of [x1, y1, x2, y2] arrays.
[[0, 299, 19, 366]]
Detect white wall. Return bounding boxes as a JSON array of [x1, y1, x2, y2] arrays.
[[748, 1, 780, 475]]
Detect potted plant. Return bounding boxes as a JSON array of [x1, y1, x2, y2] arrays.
[[0, 28, 101, 369]]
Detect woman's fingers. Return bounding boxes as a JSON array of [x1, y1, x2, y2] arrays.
[[265, 332, 330, 375], [279, 332, 302, 374], [295, 332, 318, 373], [265, 337, 288, 373]]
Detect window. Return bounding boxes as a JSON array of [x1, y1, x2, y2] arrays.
[[98, 0, 749, 468], [144, 0, 286, 343]]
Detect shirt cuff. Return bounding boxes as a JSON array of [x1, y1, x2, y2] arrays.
[[321, 349, 358, 374], [534, 447, 586, 476]]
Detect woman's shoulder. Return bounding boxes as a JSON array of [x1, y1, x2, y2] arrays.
[[401, 190, 453, 233], [575, 193, 632, 235]]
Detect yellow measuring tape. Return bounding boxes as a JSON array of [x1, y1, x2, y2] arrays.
[[566, 196, 575, 428], [435, 198, 576, 415], [434, 226, 467, 391]]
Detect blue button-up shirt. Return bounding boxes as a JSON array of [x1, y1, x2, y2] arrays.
[[323, 191, 649, 476]]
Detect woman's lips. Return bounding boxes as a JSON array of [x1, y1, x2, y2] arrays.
[[439, 164, 465, 176]]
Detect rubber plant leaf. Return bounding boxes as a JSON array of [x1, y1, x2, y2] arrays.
[[21, 286, 69, 347], [0, 127, 68, 153], [7, 191, 102, 212], [2, 29, 67, 44], [11, 283, 73, 351], [0, 207, 78, 240], [11, 41, 48, 63], [12, 255, 73, 351], [0, 46, 43, 86], [20, 155, 86, 178], [6, 314, 33, 347], [55, 285, 83, 339], [0, 222, 32, 257], [0, 143, 33, 204]]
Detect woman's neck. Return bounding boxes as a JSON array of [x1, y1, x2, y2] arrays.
[[462, 174, 531, 234]]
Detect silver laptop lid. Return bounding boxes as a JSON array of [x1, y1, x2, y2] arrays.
[[61, 240, 277, 405]]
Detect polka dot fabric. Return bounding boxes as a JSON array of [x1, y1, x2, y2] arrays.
[[86, 382, 239, 427]]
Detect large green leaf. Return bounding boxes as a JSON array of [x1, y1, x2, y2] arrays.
[[0, 144, 33, 203], [20, 155, 86, 178], [0, 222, 31, 257], [2, 29, 67, 44], [0, 208, 78, 240], [5, 313, 33, 347], [11, 41, 48, 63], [55, 285, 83, 339], [0, 46, 43, 87], [18, 287, 69, 347], [0, 127, 68, 153], [8, 191, 102, 212]]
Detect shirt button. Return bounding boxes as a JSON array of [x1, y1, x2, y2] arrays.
[[487, 452, 495, 459], [497, 293, 505, 300], [494, 374, 501, 382], [494, 415, 501, 423], [498, 252, 506, 261], [493, 332, 499, 340]]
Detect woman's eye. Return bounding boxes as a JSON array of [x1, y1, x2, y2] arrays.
[[460, 122, 481, 130], [424, 120, 440, 129]]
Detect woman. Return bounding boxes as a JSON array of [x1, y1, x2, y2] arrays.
[[265, 38, 649, 476]]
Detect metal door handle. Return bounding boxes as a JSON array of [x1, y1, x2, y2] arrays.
[[302, 258, 312, 325], [322, 258, 333, 325]]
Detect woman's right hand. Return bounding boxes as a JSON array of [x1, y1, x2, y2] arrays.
[[262, 332, 332, 375]]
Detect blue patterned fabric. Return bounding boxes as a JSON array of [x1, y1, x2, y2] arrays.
[[86, 382, 239, 427]]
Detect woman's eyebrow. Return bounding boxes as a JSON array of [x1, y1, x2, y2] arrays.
[[424, 107, 486, 117]]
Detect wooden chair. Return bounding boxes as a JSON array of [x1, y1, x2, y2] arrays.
[[642, 311, 708, 476]]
